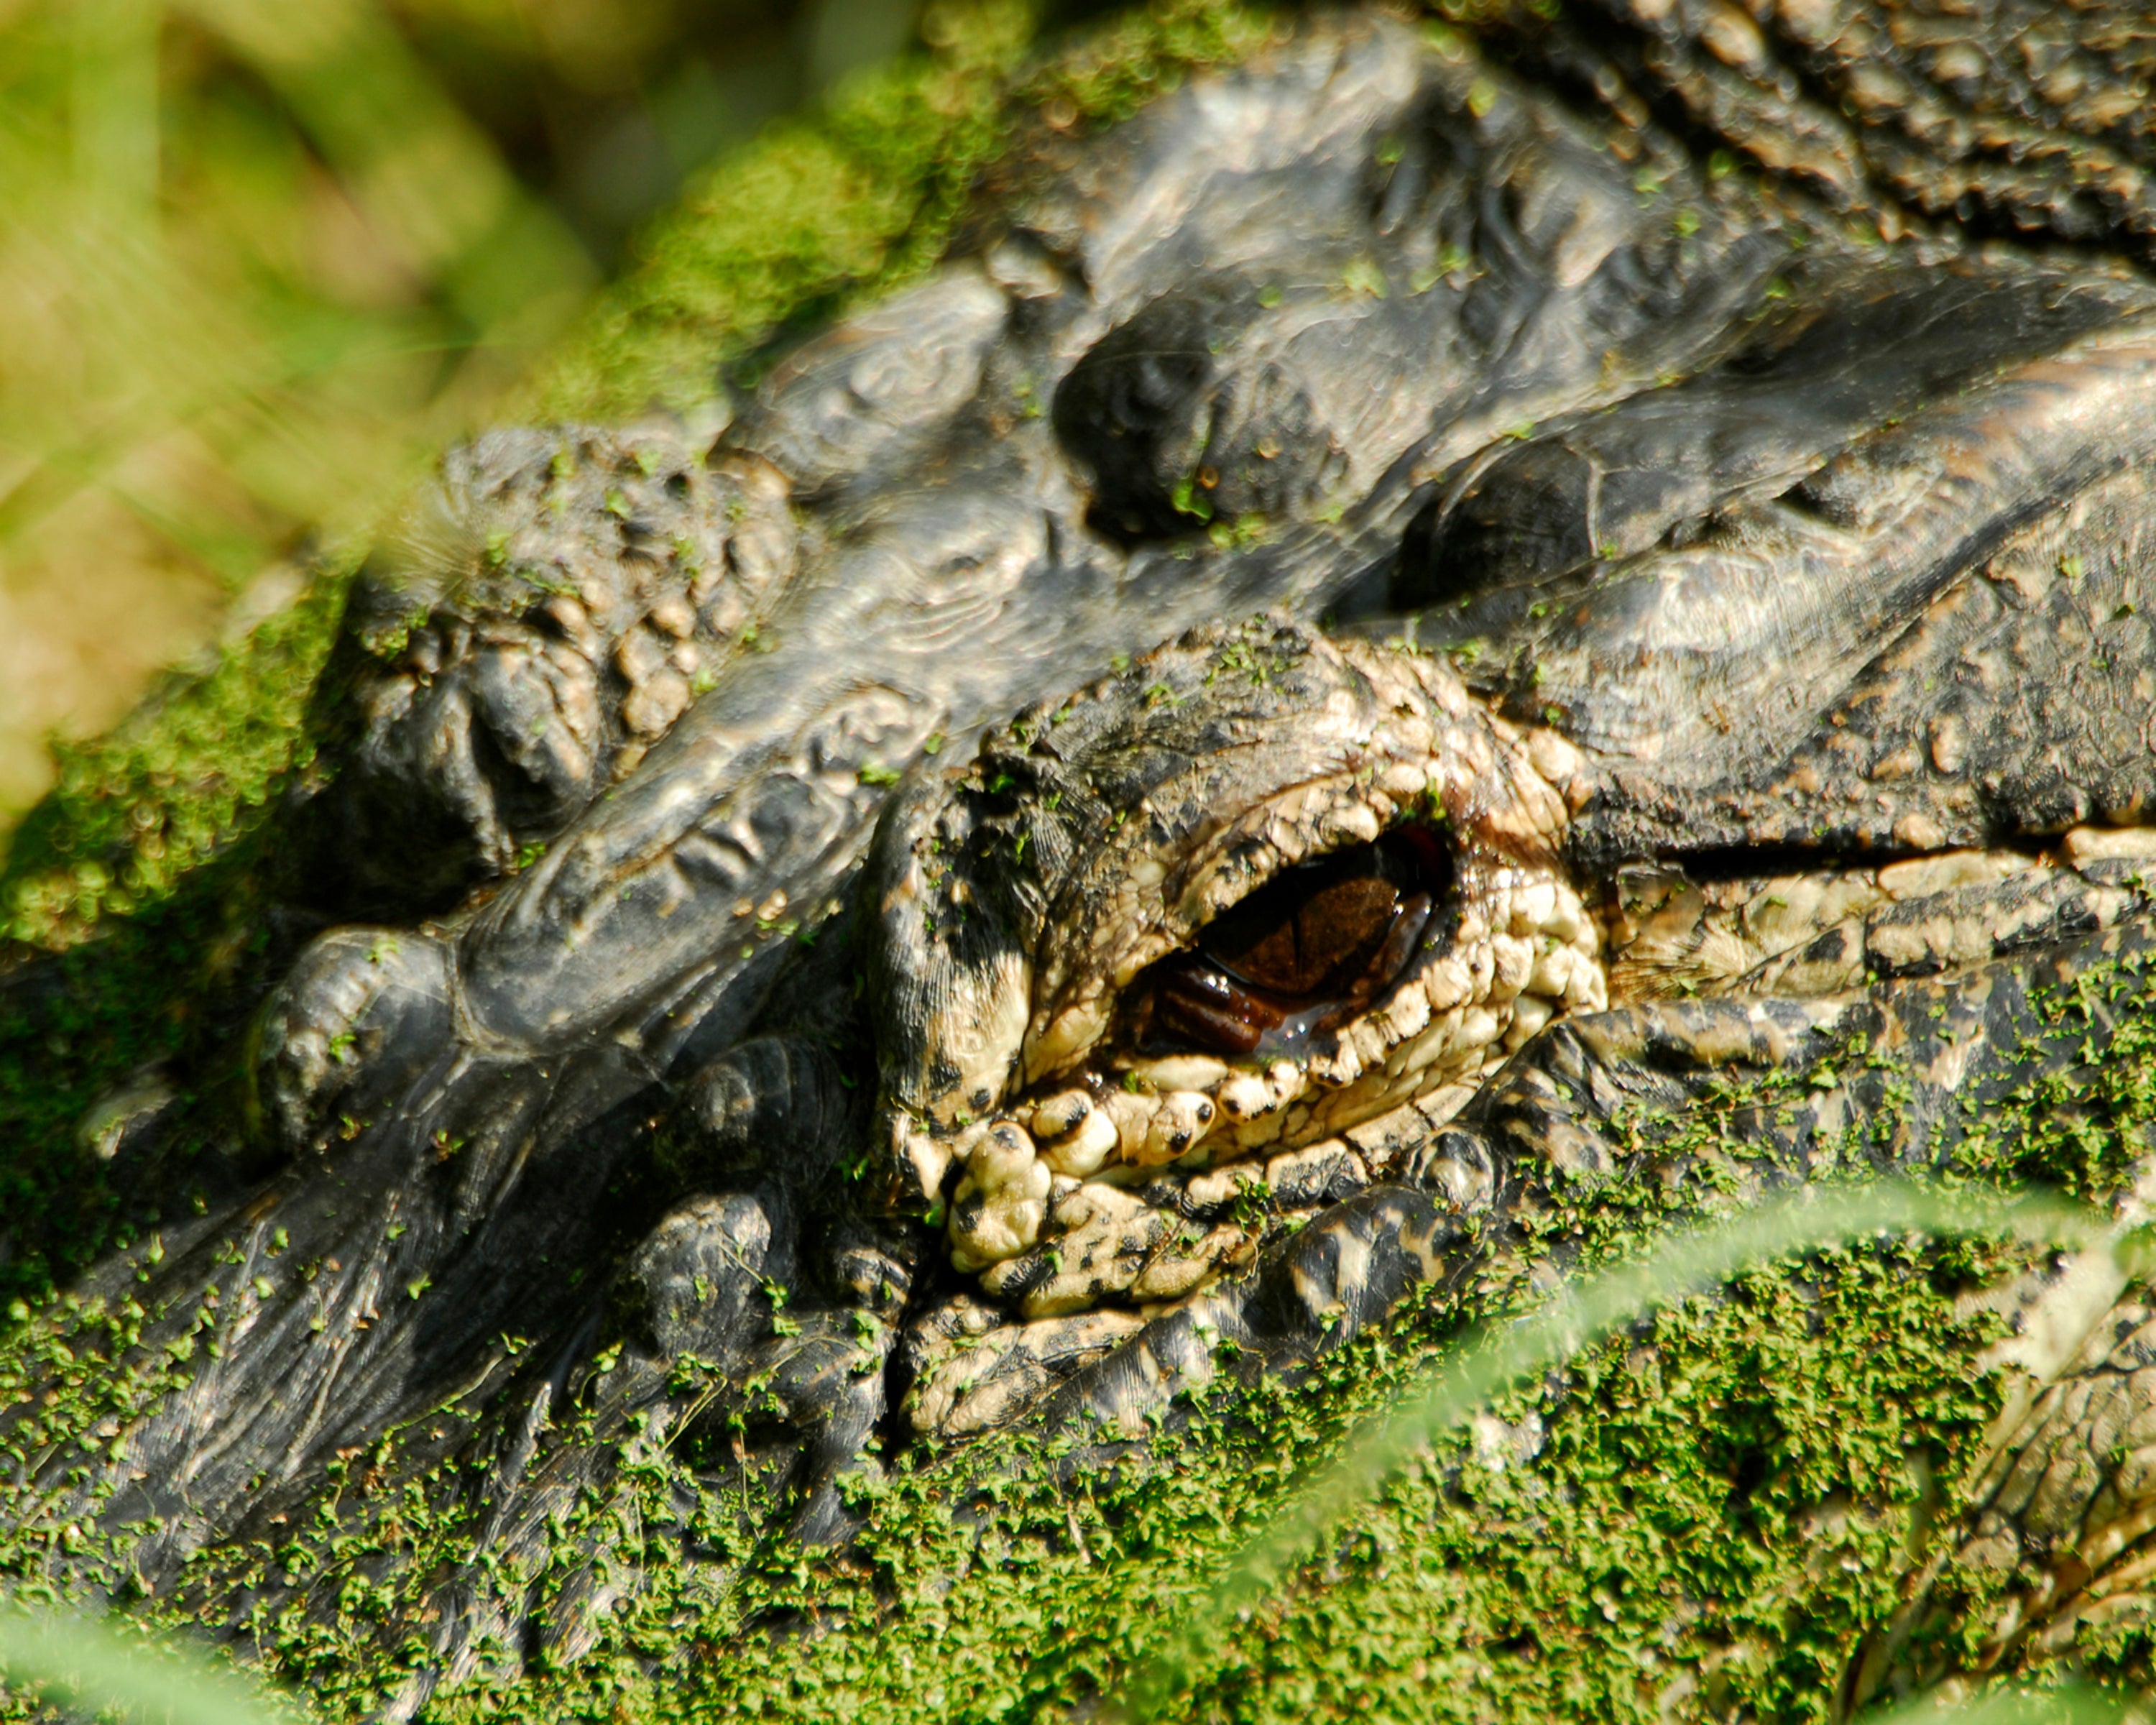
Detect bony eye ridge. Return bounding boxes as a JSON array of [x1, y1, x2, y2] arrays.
[[1135, 824, 1456, 1059]]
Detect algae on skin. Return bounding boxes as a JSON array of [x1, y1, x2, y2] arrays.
[[8, 962, 2155, 1723]]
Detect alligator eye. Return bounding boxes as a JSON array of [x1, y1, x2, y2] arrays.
[[1135, 824, 1455, 1058]]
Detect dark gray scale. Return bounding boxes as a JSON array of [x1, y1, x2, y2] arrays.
[[1393, 258, 2156, 782], [1052, 56, 1789, 547], [1404, 262, 2151, 602], [1668, 457, 2156, 860], [300, 426, 799, 915]]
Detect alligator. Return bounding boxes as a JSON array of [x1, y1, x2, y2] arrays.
[[9, 1, 2156, 1716]]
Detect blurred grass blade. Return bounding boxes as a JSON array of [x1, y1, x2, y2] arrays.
[[0, 0, 607, 825], [1123, 1179, 2122, 1717], [1862, 1681, 2142, 1722], [0, 1604, 292, 1724], [175, 0, 594, 323], [70, 0, 160, 228]]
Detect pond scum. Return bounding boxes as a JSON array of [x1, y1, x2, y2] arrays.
[[7, 2, 2156, 1721]]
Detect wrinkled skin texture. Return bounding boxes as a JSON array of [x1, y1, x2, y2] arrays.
[[13, 4, 2156, 1716]]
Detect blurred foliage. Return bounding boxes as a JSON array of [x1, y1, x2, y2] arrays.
[[0, 0, 896, 930], [538, 0, 1284, 418], [0, 0, 930, 827], [0, 1602, 293, 1724], [396, 0, 936, 260], [0, 0, 567, 816]]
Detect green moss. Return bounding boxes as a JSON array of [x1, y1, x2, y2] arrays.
[[0, 1278, 215, 1601], [1, 1220, 2030, 1724], [11, 957, 2155, 1721], [0, 872, 225, 1302], [0, 576, 344, 1306], [394, 958, 2156, 1721], [0, 573, 344, 955]]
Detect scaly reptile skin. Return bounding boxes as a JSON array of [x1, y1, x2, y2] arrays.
[[9, 4, 2156, 1714]]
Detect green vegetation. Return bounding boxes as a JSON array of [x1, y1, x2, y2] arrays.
[[0, 0, 607, 823], [11, 947, 2156, 1720], [0, 571, 344, 952], [0, 0, 1289, 960], [0, 574, 341, 1308], [0, 1188, 2143, 1724], [0, 1604, 290, 1725]]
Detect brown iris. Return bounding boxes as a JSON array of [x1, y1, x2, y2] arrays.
[[1135, 824, 1454, 1058]]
